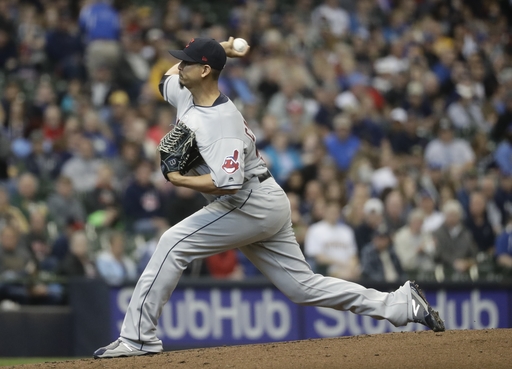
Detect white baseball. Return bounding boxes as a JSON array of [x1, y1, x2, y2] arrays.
[[233, 38, 248, 53]]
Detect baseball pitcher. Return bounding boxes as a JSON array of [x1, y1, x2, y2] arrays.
[[94, 37, 444, 358]]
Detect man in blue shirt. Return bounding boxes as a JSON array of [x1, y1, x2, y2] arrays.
[[79, 0, 121, 77], [324, 114, 361, 171]]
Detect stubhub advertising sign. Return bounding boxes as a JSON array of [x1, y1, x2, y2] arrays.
[[111, 287, 511, 347], [112, 288, 300, 345], [305, 289, 509, 338]]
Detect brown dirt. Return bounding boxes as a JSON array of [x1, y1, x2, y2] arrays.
[[11, 329, 512, 369]]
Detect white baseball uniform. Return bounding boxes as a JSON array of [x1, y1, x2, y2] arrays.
[[119, 75, 413, 352]]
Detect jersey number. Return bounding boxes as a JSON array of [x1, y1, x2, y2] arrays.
[[243, 121, 262, 159], [244, 123, 256, 142]]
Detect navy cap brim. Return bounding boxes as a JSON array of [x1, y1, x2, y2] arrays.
[[168, 50, 198, 63]]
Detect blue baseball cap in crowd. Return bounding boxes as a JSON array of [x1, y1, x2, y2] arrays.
[[427, 162, 443, 171], [418, 189, 435, 201], [169, 38, 227, 71]]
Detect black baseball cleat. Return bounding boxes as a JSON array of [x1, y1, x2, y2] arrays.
[[410, 281, 445, 332], [93, 339, 153, 359]]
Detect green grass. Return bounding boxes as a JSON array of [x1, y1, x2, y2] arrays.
[[0, 358, 75, 367]]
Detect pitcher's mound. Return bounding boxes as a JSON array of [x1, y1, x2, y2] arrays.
[[12, 329, 512, 369]]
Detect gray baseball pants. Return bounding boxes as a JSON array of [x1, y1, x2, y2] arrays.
[[120, 177, 412, 352]]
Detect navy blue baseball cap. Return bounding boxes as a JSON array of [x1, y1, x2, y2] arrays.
[[169, 38, 227, 71]]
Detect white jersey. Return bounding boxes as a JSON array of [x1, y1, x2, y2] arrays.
[[162, 75, 267, 202], [304, 221, 357, 264]]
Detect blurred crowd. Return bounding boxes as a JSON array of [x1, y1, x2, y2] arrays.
[[1, 0, 512, 306]]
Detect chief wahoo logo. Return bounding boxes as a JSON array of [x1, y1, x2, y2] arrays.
[[222, 150, 240, 174]]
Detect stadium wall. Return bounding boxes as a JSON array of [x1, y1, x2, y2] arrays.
[[0, 279, 511, 357]]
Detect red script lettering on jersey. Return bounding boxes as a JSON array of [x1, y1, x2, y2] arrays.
[[222, 150, 240, 174]]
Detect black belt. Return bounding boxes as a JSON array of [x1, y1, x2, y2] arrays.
[[257, 170, 272, 183]]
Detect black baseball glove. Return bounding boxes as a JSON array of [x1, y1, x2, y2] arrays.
[[158, 121, 203, 180]]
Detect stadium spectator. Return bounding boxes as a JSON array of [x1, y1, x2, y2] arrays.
[[11, 172, 47, 222], [47, 175, 86, 233], [387, 108, 425, 156], [495, 172, 512, 226], [28, 80, 58, 133], [103, 90, 131, 146], [456, 169, 479, 215], [419, 162, 444, 203], [383, 190, 407, 235], [51, 218, 83, 262], [21, 209, 51, 256], [370, 144, 399, 196], [394, 209, 435, 276], [81, 109, 117, 158], [360, 224, 404, 283], [417, 190, 444, 234], [253, 114, 277, 151], [447, 82, 489, 136], [324, 114, 361, 172], [403, 81, 433, 120], [311, 0, 350, 38], [122, 160, 165, 236], [41, 105, 64, 144], [263, 131, 302, 185], [495, 217, 512, 274], [479, 175, 503, 234], [490, 91, 512, 142], [79, 0, 121, 77], [88, 64, 115, 108], [96, 231, 137, 287], [304, 202, 360, 280], [83, 163, 121, 229], [344, 78, 385, 147], [45, 11, 84, 80], [116, 32, 151, 102], [465, 191, 496, 254], [424, 118, 475, 176], [439, 182, 457, 209], [0, 185, 29, 234], [57, 230, 96, 278], [23, 211, 64, 304], [146, 106, 175, 147], [354, 197, 384, 257], [431, 38, 457, 93], [433, 200, 478, 276], [60, 79, 83, 115], [109, 140, 143, 185], [61, 135, 102, 194], [16, 4, 45, 82], [294, 143, 327, 195], [205, 250, 243, 280], [312, 84, 340, 132], [27, 232, 57, 273], [19, 130, 62, 192], [266, 79, 310, 130], [343, 182, 371, 228], [0, 225, 32, 303]]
